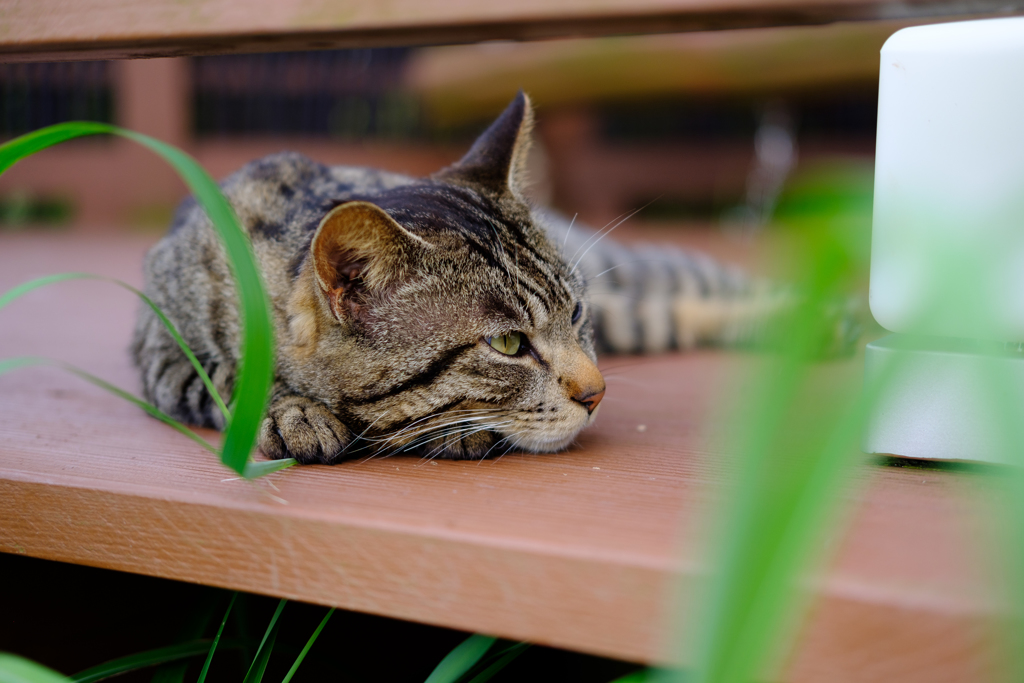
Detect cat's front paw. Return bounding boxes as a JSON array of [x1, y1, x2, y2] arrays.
[[259, 396, 351, 464]]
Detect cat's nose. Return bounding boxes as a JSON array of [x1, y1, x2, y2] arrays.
[[573, 386, 605, 415], [562, 344, 605, 414]]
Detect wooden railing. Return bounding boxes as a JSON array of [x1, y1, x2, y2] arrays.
[[2, 0, 1021, 62]]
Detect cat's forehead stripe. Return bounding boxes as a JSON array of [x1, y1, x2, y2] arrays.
[[398, 182, 575, 314], [511, 242, 570, 306], [506, 256, 555, 309]]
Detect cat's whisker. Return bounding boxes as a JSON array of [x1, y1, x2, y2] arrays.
[[570, 202, 654, 276], [413, 421, 513, 462], [346, 412, 390, 456], [438, 420, 513, 444], [366, 409, 500, 446], [566, 209, 631, 270], [492, 433, 525, 463], [424, 419, 513, 446], [481, 432, 521, 461], [380, 414, 505, 448], [569, 195, 664, 275], [481, 432, 516, 458], [561, 212, 577, 252], [392, 417, 512, 455]]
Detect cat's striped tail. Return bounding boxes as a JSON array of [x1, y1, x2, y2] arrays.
[[537, 209, 862, 356]]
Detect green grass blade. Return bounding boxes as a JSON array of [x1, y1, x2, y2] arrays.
[[243, 458, 296, 478], [0, 357, 48, 375], [450, 642, 529, 683], [197, 593, 237, 683], [0, 653, 69, 683], [242, 630, 279, 683], [0, 273, 230, 424], [678, 223, 866, 683], [242, 599, 287, 683], [0, 273, 97, 310], [424, 635, 497, 683], [280, 608, 335, 683], [0, 122, 112, 175], [116, 130, 273, 477], [0, 122, 274, 477], [461, 643, 529, 683], [0, 357, 217, 453], [70, 640, 243, 683]]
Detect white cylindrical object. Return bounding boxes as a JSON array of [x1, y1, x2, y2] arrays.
[[870, 17, 1024, 341], [863, 336, 1024, 464]]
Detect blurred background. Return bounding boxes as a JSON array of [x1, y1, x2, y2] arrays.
[[0, 20, 891, 263]]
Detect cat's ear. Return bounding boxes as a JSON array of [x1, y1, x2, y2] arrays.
[[310, 201, 426, 322], [435, 91, 534, 197]]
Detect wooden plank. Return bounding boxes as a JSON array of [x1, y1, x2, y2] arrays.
[[407, 22, 896, 126], [0, 233, 1006, 677], [1, 0, 1021, 63]]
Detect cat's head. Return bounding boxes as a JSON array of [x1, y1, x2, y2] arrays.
[[287, 92, 604, 460]]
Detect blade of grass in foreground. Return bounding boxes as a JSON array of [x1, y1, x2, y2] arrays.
[[0, 654, 69, 683], [70, 640, 245, 683], [280, 608, 335, 683], [461, 642, 530, 683], [0, 122, 273, 477], [666, 225, 867, 683], [197, 593, 237, 683], [242, 599, 287, 683], [424, 635, 497, 683]]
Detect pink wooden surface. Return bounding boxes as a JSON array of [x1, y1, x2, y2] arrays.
[[0, 233, 1006, 679]]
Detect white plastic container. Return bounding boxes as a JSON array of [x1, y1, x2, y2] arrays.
[[870, 17, 1024, 342], [865, 17, 1024, 464]]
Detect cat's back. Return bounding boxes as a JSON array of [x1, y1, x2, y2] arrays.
[[134, 152, 419, 403], [145, 152, 417, 308], [164, 151, 415, 252]]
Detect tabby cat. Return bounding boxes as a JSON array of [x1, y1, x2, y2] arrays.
[[132, 92, 827, 464]]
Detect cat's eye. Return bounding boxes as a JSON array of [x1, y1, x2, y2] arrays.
[[487, 331, 522, 356], [571, 302, 583, 324]]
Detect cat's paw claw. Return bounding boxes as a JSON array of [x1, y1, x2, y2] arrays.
[[259, 397, 350, 464]]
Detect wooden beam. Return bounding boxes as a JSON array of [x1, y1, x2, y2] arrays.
[[0, 233, 1006, 678], [1, 0, 1022, 62], [407, 22, 894, 126]]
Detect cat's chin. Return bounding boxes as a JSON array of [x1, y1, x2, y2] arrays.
[[515, 434, 577, 454], [509, 404, 602, 454], [508, 423, 589, 453]]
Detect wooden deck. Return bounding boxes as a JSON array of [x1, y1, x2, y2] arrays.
[[4, 0, 1022, 62], [0, 232, 1005, 680]]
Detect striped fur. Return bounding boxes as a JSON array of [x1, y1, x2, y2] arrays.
[[132, 93, 857, 465], [133, 93, 607, 464], [538, 210, 861, 356]]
